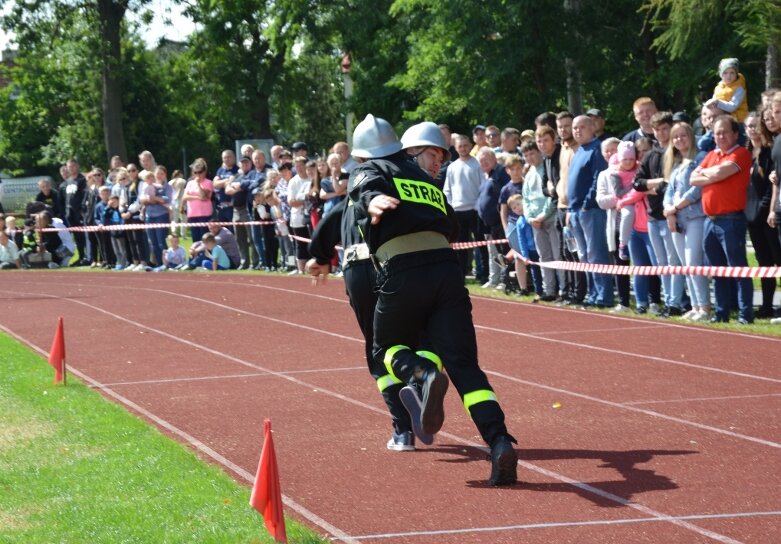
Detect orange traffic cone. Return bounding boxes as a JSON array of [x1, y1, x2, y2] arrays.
[[47, 316, 66, 385], [250, 419, 287, 543]]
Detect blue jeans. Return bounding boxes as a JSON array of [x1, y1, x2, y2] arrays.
[[648, 218, 685, 309], [671, 216, 710, 307], [628, 230, 656, 308], [145, 214, 169, 266], [251, 224, 266, 267], [703, 214, 754, 321], [569, 207, 614, 306]]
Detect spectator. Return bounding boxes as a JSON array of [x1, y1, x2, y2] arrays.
[[587, 108, 611, 140], [704, 58, 748, 123], [35, 178, 63, 219], [142, 165, 173, 267], [275, 162, 294, 270], [286, 156, 313, 274], [93, 185, 115, 269], [200, 232, 231, 271], [105, 194, 128, 270], [137, 150, 157, 179], [115, 165, 147, 271], [567, 114, 613, 308], [60, 159, 88, 265], [507, 194, 541, 296], [269, 145, 283, 169], [498, 155, 526, 289], [485, 125, 502, 151], [623, 97, 658, 144], [520, 140, 559, 301], [150, 233, 186, 271], [0, 229, 21, 269], [470, 125, 487, 157], [252, 185, 280, 271], [690, 115, 754, 324], [213, 150, 238, 226], [247, 150, 269, 270], [662, 122, 711, 321], [476, 147, 510, 289], [333, 141, 358, 173], [169, 169, 188, 238], [224, 155, 256, 269], [320, 153, 348, 217], [37, 211, 75, 268], [82, 169, 103, 267], [183, 158, 213, 244], [744, 111, 781, 318], [444, 134, 484, 280], [595, 137, 632, 313]]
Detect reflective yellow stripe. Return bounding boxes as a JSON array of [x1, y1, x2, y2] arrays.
[[383, 344, 410, 382], [415, 350, 443, 371], [376, 374, 402, 392], [463, 390, 498, 413], [392, 177, 447, 214]]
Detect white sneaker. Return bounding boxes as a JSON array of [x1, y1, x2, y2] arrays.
[[481, 281, 496, 289], [649, 303, 661, 315], [690, 310, 710, 322], [609, 304, 630, 313], [495, 283, 506, 290], [682, 308, 699, 320], [771, 317, 781, 325]]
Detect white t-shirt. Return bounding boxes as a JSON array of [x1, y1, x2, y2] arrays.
[[286, 175, 312, 229]]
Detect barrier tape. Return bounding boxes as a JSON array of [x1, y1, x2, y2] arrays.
[[537, 260, 781, 279], [39, 220, 280, 233], [35, 222, 776, 278]]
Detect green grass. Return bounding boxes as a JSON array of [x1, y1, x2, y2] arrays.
[[0, 333, 327, 544]]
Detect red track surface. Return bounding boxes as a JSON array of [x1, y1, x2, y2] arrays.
[[1, 270, 779, 543]]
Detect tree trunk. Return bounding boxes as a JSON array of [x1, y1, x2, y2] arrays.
[[97, 0, 128, 163], [563, 0, 582, 114], [767, 42, 780, 90]]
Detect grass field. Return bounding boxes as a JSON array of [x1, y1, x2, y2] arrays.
[[0, 333, 326, 544]]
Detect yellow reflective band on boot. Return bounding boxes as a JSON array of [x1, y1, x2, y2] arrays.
[[415, 350, 443, 371], [383, 344, 410, 383], [376, 374, 402, 392], [463, 390, 498, 413]]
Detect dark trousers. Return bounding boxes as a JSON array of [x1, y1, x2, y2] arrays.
[[455, 209, 478, 278], [557, 208, 587, 302], [749, 208, 781, 310], [373, 248, 508, 445], [344, 259, 411, 434]]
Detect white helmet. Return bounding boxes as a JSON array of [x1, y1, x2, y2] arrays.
[[352, 114, 402, 159], [400, 122, 449, 156]]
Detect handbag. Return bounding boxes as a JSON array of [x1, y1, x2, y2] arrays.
[[744, 182, 762, 223]]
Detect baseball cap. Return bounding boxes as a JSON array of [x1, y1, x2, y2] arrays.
[[586, 108, 604, 118]]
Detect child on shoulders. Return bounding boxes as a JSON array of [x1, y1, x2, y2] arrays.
[[704, 57, 748, 123]]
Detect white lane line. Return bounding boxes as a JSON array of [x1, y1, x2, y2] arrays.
[[347, 511, 781, 540], [0, 323, 360, 544], [623, 393, 781, 406], [3, 276, 778, 385], [93, 366, 365, 388], [0, 295, 747, 543], [471, 292, 781, 343], [2, 286, 779, 450], [533, 324, 666, 336], [487, 370, 781, 449], [474, 323, 781, 385]]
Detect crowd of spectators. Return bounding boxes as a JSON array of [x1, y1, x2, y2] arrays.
[[2, 57, 780, 324]]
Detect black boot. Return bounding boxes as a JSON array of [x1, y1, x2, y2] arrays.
[[489, 434, 518, 486]]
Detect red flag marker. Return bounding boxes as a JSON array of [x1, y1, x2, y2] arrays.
[[47, 317, 66, 385], [250, 419, 287, 543]]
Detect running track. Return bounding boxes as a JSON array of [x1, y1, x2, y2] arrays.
[[0, 270, 779, 543]]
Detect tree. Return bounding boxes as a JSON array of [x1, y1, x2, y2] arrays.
[[1, 0, 150, 163]]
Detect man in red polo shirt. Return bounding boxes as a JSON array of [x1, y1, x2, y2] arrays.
[[690, 115, 754, 324]]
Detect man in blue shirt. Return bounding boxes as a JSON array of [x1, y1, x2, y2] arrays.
[[567, 115, 614, 308]]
